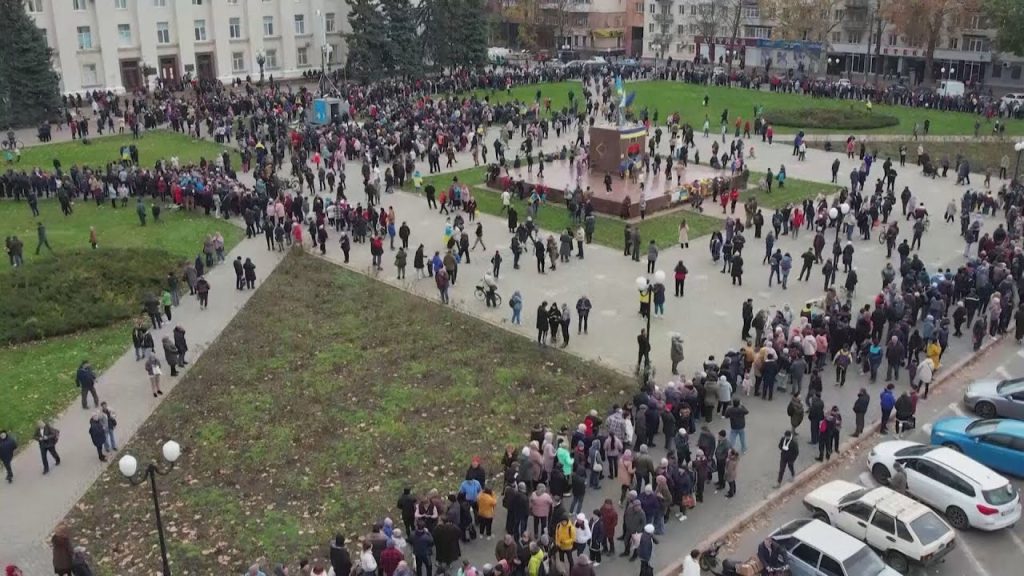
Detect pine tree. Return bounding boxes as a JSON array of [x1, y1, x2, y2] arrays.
[[382, 0, 421, 78], [455, 0, 488, 69], [0, 0, 61, 128], [346, 0, 388, 82]]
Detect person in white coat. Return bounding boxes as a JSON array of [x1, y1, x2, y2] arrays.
[[681, 549, 701, 576], [573, 513, 592, 558], [915, 357, 934, 397]]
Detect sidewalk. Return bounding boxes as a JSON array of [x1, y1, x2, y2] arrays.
[[0, 237, 286, 572]]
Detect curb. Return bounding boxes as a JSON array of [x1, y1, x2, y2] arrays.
[[655, 334, 1006, 576]]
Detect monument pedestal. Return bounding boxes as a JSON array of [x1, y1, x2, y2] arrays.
[[589, 124, 647, 174]]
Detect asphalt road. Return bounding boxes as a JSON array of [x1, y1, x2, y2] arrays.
[[728, 338, 1024, 576]]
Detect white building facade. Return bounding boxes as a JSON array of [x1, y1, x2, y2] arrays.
[[640, 0, 1024, 91], [24, 0, 350, 95]]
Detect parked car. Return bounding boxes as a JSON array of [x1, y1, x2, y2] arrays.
[[963, 376, 1024, 419], [803, 480, 955, 572], [1001, 93, 1024, 107], [868, 441, 1021, 530], [930, 417, 1024, 477], [769, 518, 900, 576]]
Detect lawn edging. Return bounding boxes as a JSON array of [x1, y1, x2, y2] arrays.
[[655, 334, 1005, 576]]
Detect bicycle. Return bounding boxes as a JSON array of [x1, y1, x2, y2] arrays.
[[1, 139, 24, 152], [474, 283, 502, 307]]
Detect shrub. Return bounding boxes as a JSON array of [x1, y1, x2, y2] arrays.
[[0, 248, 183, 343], [764, 108, 900, 130]]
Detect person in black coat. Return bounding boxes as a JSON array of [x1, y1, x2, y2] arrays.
[[432, 517, 462, 568], [410, 525, 434, 576], [161, 336, 179, 376], [536, 302, 549, 345], [398, 488, 418, 536], [0, 430, 17, 483], [173, 326, 189, 366], [851, 388, 870, 436], [233, 256, 244, 290], [88, 415, 107, 462], [243, 257, 257, 289], [775, 430, 798, 486]]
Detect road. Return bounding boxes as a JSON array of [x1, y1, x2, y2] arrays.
[[728, 338, 1024, 576]]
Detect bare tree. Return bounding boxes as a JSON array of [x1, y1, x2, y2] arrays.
[[762, 0, 845, 74], [884, 0, 979, 85]]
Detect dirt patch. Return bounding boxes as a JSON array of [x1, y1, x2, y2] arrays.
[[64, 250, 631, 574]]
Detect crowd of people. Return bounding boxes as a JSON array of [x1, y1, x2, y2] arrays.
[[4, 57, 1024, 576]]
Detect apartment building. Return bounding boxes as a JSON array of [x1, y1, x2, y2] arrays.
[[491, 0, 632, 57], [24, 0, 350, 95], [826, 0, 1024, 91], [639, 0, 1024, 90]]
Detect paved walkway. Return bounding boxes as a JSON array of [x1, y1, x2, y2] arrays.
[[2, 110, 1007, 573]]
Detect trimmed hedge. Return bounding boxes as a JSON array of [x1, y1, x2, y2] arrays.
[[0, 248, 182, 344], [764, 108, 900, 130]]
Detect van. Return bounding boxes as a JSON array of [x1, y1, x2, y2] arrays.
[[938, 80, 965, 97]]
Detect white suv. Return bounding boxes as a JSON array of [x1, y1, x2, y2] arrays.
[[867, 441, 1021, 531], [803, 480, 956, 573]]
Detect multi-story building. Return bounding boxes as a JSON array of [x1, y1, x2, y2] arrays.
[[490, 0, 632, 57], [24, 0, 350, 95], [826, 0, 1024, 91], [639, 0, 1024, 91]]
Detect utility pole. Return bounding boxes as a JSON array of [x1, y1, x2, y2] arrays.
[[870, 0, 883, 86]]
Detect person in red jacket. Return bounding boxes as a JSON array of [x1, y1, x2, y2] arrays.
[[380, 540, 404, 576]]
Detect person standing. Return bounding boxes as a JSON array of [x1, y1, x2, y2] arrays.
[[879, 384, 896, 434], [173, 326, 189, 366], [435, 267, 450, 305], [636, 329, 651, 370], [36, 222, 54, 255], [0, 429, 17, 483], [724, 399, 748, 453], [196, 276, 211, 309], [724, 449, 739, 498], [632, 524, 657, 576], [537, 301, 549, 345], [75, 360, 99, 409], [88, 414, 108, 462], [100, 401, 117, 453], [52, 524, 73, 576], [851, 388, 869, 437], [233, 256, 245, 290], [775, 430, 798, 487], [34, 420, 60, 474], [576, 295, 592, 334]]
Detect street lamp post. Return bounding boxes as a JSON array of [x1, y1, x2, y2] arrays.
[[119, 441, 182, 576], [941, 65, 955, 86], [256, 51, 266, 84], [830, 206, 841, 241]]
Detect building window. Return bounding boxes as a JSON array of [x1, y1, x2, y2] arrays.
[[677, 24, 685, 34], [691, 6, 697, 15], [649, 4, 655, 13], [82, 64, 98, 86], [993, 63, 1003, 78], [156, 22, 170, 44], [847, 32, 862, 44], [73, 0, 86, 10], [648, 23, 654, 33], [77, 26, 92, 49], [194, 19, 207, 41], [118, 24, 132, 46], [1012, 65, 1022, 80], [192, 0, 203, 5], [229, 17, 241, 39], [228, 0, 238, 4], [264, 49, 278, 70], [39, 28, 47, 47], [744, 6, 759, 19], [263, 16, 275, 37], [115, 0, 127, 9], [154, 0, 167, 6], [297, 46, 308, 67], [26, 0, 43, 12], [746, 26, 770, 40], [325, 12, 336, 33], [232, 52, 245, 72], [888, 34, 897, 46], [965, 37, 988, 52], [834, 9, 844, 22], [832, 31, 841, 43], [330, 43, 340, 62], [678, 5, 684, 15], [294, 14, 305, 35], [949, 37, 959, 50]]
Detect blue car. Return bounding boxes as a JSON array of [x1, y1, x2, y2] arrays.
[[930, 417, 1024, 478]]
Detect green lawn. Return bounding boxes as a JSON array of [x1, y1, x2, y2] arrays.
[[744, 172, 843, 209], [0, 322, 130, 451], [806, 139, 1020, 176], [0, 192, 243, 453], [421, 167, 723, 248], [469, 81, 1024, 137], [66, 251, 632, 574], [10, 130, 235, 169], [0, 198, 243, 267]]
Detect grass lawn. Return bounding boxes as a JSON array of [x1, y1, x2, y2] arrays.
[[744, 172, 844, 209], [0, 198, 244, 267], [468, 81, 1024, 137], [805, 139, 1021, 176], [11, 130, 235, 169], [0, 322, 130, 452], [65, 251, 632, 574], [0, 198, 243, 453], [420, 167, 723, 248]]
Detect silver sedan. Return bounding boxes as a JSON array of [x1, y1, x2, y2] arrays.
[[963, 377, 1024, 419]]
